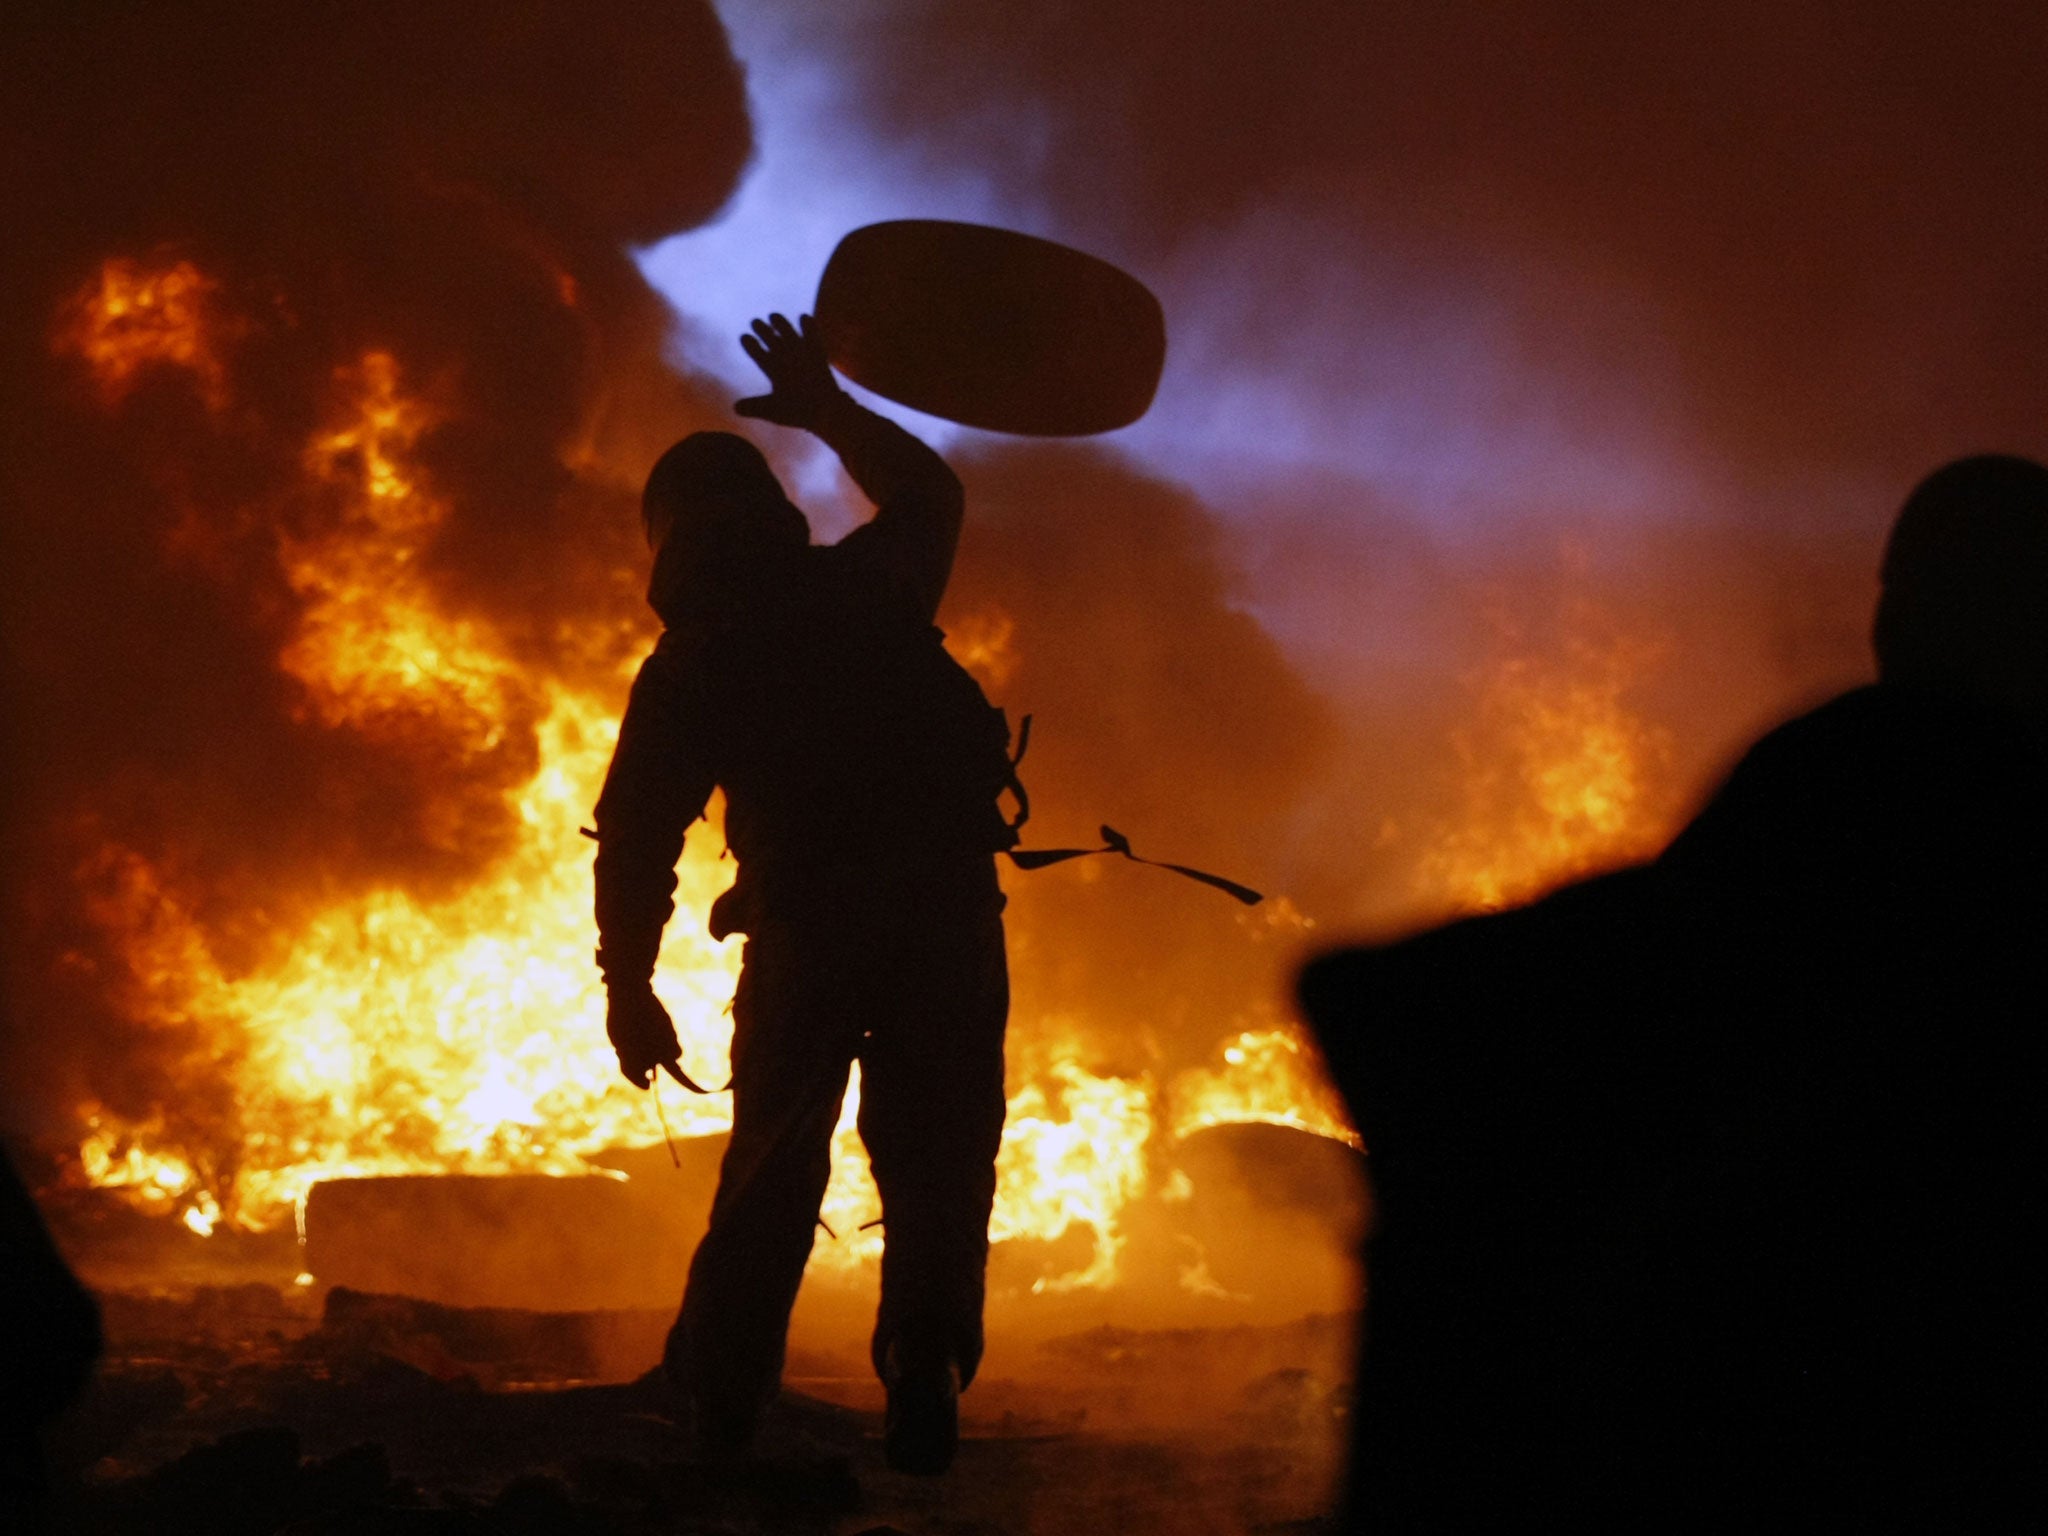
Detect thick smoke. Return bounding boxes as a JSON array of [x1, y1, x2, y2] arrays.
[[0, 0, 751, 1131], [831, 0, 2048, 502]]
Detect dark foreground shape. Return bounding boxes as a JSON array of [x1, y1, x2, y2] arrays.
[[1300, 870, 1721, 1529], [814, 220, 1167, 436], [1305, 697, 2048, 1527], [880, 1342, 961, 1476], [1302, 457, 2048, 1531], [3, 1145, 103, 1525]]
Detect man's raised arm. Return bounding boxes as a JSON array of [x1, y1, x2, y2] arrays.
[[736, 312, 965, 620]]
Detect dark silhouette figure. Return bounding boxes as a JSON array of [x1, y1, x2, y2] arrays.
[[593, 314, 1015, 1474], [2, 1145, 102, 1529], [1300, 456, 2048, 1529]]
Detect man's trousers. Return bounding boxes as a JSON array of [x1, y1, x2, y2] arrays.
[[670, 896, 1009, 1424]]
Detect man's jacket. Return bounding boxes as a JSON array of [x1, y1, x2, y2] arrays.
[[594, 399, 1012, 984]]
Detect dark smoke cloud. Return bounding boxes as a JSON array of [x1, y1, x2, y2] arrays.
[[0, 0, 752, 1129], [831, 0, 2048, 498]]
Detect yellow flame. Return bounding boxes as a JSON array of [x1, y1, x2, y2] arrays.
[[994, 1059, 1155, 1290], [750, 1049, 1159, 1291], [182, 1193, 221, 1237], [77, 703, 744, 1227], [1169, 1025, 1361, 1150], [279, 351, 531, 753], [74, 350, 743, 1226], [79, 1115, 199, 1207]]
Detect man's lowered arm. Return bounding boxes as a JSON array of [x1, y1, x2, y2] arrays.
[[592, 638, 717, 1087]]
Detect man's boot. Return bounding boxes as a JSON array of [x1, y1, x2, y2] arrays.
[[881, 1339, 961, 1475], [664, 1315, 763, 1459]]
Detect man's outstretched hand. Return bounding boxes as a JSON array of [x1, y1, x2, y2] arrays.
[[735, 312, 843, 430], [606, 982, 683, 1090]]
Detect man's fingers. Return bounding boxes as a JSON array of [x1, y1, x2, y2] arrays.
[[735, 312, 832, 423], [742, 313, 822, 369], [619, 1061, 652, 1090], [743, 312, 812, 338], [658, 1058, 689, 1086]]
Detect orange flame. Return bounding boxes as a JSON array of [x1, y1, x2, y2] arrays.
[[279, 351, 538, 749], [72, 348, 743, 1232], [51, 249, 1376, 1286], [1420, 616, 1678, 914], [54, 256, 233, 409], [67, 325, 1358, 1289], [945, 606, 1019, 690]]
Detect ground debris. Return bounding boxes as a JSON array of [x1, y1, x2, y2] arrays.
[[317, 1287, 670, 1388], [41, 1283, 1347, 1534], [78, 1427, 407, 1536]]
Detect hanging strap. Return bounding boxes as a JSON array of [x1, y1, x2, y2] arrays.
[[1007, 823, 1263, 906], [1001, 712, 1033, 841], [659, 1058, 730, 1095], [994, 711, 1257, 903]]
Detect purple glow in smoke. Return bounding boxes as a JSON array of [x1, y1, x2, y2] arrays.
[[636, 0, 1707, 542]]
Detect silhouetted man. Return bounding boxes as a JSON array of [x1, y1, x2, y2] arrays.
[[1301, 455, 2048, 1529], [1641, 454, 2048, 1524], [593, 314, 1015, 1474], [3, 1143, 101, 1528]]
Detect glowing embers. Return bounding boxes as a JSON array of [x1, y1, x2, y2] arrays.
[[54, 256, 233, 408], [1421, 610, 1680, 914]]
